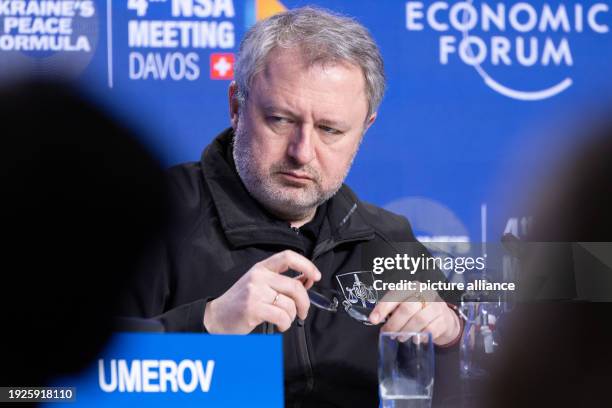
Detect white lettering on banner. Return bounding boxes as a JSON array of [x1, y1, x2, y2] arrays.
[[142, 360, 160, 392], [159, 360, 179, 392], [172, 0, 235, 18], [0, 0, 95, 52], [4, 17, 73, 34], [406, 2, 609, 33], [118, 360, 142, 392], [128, 20, 234, 49], [439, 35, 573, 66], [129, 52, 200, 80], [504, 216, 532, 238], [126, 0, 236, 81], [0, 34, 90, 51], [0, 1, 95, 17], [98, 359, 215, 393], [405, 1, 610, 100]]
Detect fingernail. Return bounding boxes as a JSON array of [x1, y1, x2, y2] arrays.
[[370, 312, 379, 324]]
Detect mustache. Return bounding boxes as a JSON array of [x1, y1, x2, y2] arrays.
[[270, 162, 321, 182]]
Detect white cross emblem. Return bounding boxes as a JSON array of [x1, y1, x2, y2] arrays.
[[213, 57, 232, 77]]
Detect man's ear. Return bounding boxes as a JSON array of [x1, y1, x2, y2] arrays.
[[229, 81, 240, 130], [364, 112, 377, 133]]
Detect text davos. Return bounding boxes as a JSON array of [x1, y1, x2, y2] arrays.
[[98, 359, 215, 393]]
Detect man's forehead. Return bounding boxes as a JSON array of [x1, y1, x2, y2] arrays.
[[259, 46, 363, 82], [249, 48, 369, 120]]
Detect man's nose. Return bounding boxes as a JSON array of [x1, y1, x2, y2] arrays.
[[287, 125, 315, 165]]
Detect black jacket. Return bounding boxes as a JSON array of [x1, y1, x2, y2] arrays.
[[125, 128, 458, 407]]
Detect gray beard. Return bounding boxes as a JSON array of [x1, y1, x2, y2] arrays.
[[232, 121, 357, 222]]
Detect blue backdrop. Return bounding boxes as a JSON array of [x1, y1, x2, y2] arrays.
[[2, 0, 611, 249]]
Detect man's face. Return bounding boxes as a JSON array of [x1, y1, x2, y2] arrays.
[[231, 47, 376, 222]]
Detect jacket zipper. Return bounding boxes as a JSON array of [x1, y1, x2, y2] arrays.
[[296, 318, 315, 397], [292, 226, 375, 399], [290, 227, 316, 398]]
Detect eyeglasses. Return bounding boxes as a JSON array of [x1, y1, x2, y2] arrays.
[[283, 269, 386, 325], [307, 287, 386, 326]]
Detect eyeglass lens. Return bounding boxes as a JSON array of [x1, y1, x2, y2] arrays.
[[308, 289, 338, 312]]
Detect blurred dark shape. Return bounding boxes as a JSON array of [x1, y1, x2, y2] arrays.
[[113, 317, 164, 333], [0, 81, 168, 387], [527, 120, 612, 242], [486, 119, 612, 407]]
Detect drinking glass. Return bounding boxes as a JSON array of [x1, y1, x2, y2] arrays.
[[459, 297, 502, 379], [379, 332, 434, 408], [452, 295, 503, 407]]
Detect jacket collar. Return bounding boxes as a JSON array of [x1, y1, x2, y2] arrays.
[[201, 128, 374, 249]]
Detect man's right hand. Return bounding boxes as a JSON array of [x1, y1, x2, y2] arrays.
[[203, 250, 321, 334]]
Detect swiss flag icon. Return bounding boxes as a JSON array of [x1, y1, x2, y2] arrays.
[[210, 53, 235, 80]]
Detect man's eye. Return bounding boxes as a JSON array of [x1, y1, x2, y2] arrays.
[[319, 125, 341, 135], [269, 116, 291, 124]]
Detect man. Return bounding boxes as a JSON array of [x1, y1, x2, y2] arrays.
[[126, 7, 462, 407]]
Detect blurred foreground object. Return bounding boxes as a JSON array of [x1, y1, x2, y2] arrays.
[[0, 80, 168, 387], [485, 118, 612, 408]]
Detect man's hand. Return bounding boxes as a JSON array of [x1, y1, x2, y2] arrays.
[[203, 250, 321, 334], [369, 287, 461, 346]]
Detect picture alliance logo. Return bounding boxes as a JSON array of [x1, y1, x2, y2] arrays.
[[406, 1, 610, 100]]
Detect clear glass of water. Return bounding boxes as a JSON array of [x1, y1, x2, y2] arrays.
[[379, 332, 434, 408]]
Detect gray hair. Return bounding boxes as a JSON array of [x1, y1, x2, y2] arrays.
[[234, 6, 385, 119]]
